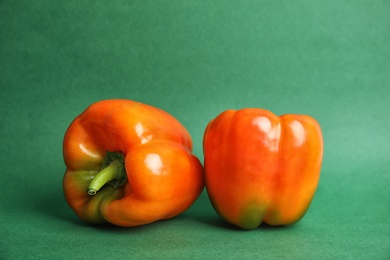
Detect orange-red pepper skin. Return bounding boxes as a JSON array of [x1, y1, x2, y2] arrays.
[[203, 109, 323, 229], [63, 99, 204, 227]]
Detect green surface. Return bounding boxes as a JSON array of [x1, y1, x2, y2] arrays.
[[1, 1, 389, 259]]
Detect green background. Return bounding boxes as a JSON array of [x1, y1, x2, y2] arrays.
[[1, 1, 389, 259]]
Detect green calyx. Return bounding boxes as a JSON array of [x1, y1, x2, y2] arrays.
[[87, 152, 127, 196]]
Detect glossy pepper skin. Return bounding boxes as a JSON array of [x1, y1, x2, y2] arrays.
[[203, 108, 323, 229], [63, 99, 204, 227]]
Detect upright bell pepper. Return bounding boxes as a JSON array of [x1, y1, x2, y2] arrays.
[[63, 99, 204, 227], [203, 108, 323, 229]]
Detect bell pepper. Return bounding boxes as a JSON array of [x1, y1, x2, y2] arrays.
[[63, 99, 204, 227], [203, 108, 323, 229]]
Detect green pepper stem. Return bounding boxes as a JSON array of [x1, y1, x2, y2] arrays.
[[88, 159, 123, 196]]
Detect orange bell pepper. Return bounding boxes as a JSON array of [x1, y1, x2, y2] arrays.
[[203, 108, 323, 229], [63, 99, 204, 227]]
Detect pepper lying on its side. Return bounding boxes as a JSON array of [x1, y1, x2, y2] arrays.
[[63, 99, 204, 227]]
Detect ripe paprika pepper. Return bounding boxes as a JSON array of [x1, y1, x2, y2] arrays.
[[63, 99, 204, 227], [203, 108, 323, 229]]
